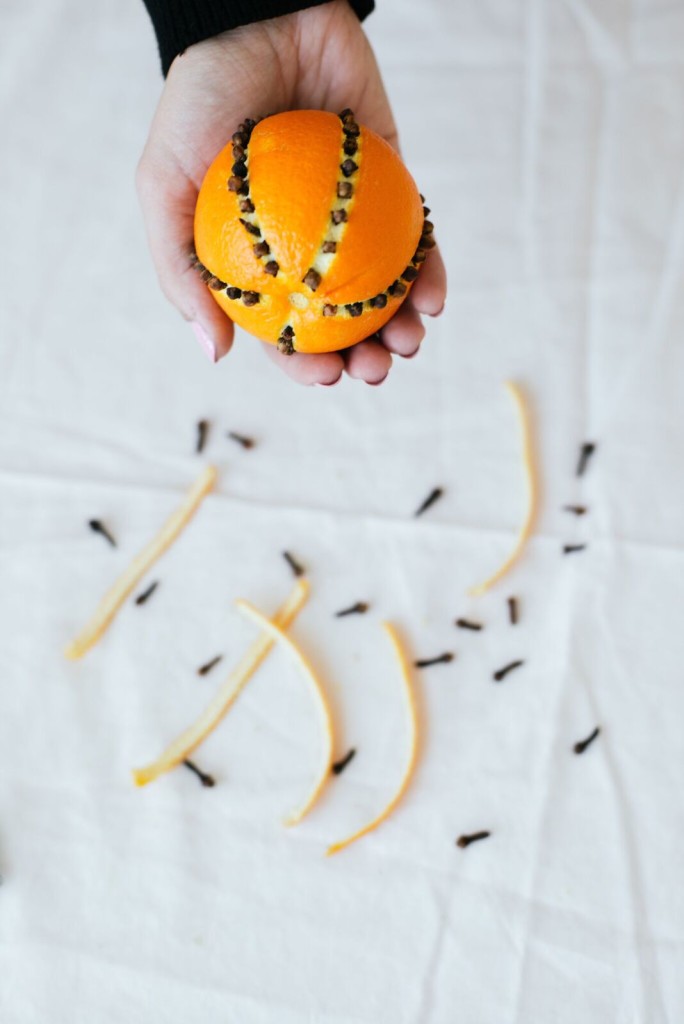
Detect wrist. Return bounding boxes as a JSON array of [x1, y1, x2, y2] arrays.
[[143, 0, 374, 78]]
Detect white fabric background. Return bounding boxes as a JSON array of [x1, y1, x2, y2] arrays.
[[1, 0, 683, 1020]]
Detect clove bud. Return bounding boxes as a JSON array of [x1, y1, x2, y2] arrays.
[[303, 268, 321, 291]]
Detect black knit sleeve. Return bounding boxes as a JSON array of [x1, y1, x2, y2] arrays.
[[142, 0, 375, 76]]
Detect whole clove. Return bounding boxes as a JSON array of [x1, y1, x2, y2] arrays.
[[322, 241, 337, 254], [337, 181, 353, 199], [507, 596, 519, 625], [563, 544, 587, 555], [415, 652, 454, 668], [414, 487, 443, 517], [135, 581, 159, 606], [335, 601, 369, 617], [282, 550, 305, 577], [456, 831, 491, 849], [493, 660, 524, 682], [323, 304, 338, 317], [346, 302, 363, 317], [183, 759, 215, 787], [576, 442, 596, 477], [242, 291, 260, 306], [264, 260, 279, 276], [455, 618, 483, 631], [563, 504, 588, 516], [196, 419, 209, 454], [303, 268, 321, 291], [370, 293, 388, 309], [573, 726, 600, 755], [340, 159, 358, 178], [239, 219, 261, 237], [227, 431, 255, 449], [228, 176, 249, 195], [197, 654, 223, 676], [331, 748, 356, 775], [88, 519, 117, 548], [226, 286, 242, 300]]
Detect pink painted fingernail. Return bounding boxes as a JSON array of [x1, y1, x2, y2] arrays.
[[191, 322, 217, 363]]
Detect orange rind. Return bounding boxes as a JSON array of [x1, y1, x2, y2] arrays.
[[65, 465, 217, 660], [469, 382, 537, 596], [194, 109, 430, 354]]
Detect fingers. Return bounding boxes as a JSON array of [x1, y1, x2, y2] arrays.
[[260, 337, 392, 387], [342, 338, 393, 384], [379, 304, 425, 358], [136, 147, 234, 363], [260, 343, 345, 386], [407, 244, 447, 318], [374, 244, 446, 363]]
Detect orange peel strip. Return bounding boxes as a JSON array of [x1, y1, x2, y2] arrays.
[[326, 622, 418, 857], [235, 597, 334, 826], [65, 466, 218, 660], [469, 381, 537, 596], [132, 579, 309, 786]]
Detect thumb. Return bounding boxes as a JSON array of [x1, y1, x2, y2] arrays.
[[136, 148, 234, 363]]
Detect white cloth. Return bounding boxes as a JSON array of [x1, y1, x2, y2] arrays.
[[1, 0, 683, 1020]]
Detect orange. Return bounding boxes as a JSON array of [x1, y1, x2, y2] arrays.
[[193, 109, 433, 354]]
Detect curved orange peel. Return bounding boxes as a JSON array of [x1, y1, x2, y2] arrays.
[[469, 381, 537, 596], [235, 597, 334, 826], [65, 465, 218, 660], [326, 622, 418, 856], [132, 579, 309, 787]]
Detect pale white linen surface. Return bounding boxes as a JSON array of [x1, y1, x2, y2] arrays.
[[1, 1, 683, 1021]]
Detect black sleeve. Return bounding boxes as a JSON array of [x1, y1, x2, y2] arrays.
[[142, 0, 375, 76]]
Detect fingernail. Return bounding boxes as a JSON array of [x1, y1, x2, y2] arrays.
[[429, 302, 445, 318], [403, 347, 421, 360], [368, 374, 389, 387], [315, 375, 342, 388], [191, 322, 217, 363]]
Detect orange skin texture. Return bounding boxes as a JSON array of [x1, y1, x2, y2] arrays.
[[194, 110, 425, 354]]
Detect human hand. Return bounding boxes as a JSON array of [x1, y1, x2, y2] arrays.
[[136, 0, 447, 385]]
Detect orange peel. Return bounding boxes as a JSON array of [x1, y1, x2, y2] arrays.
[[65, 465, 218, 660], [326, 622, 418, 856], [469, 381, 537, 596], [235, 598, 334, 826], [132, 580, 309, 786]]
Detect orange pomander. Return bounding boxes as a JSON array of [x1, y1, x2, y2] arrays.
[[193, 109, 433, 355]]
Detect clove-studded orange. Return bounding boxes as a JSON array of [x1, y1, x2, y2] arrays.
[[193, 109, 433, 354]]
